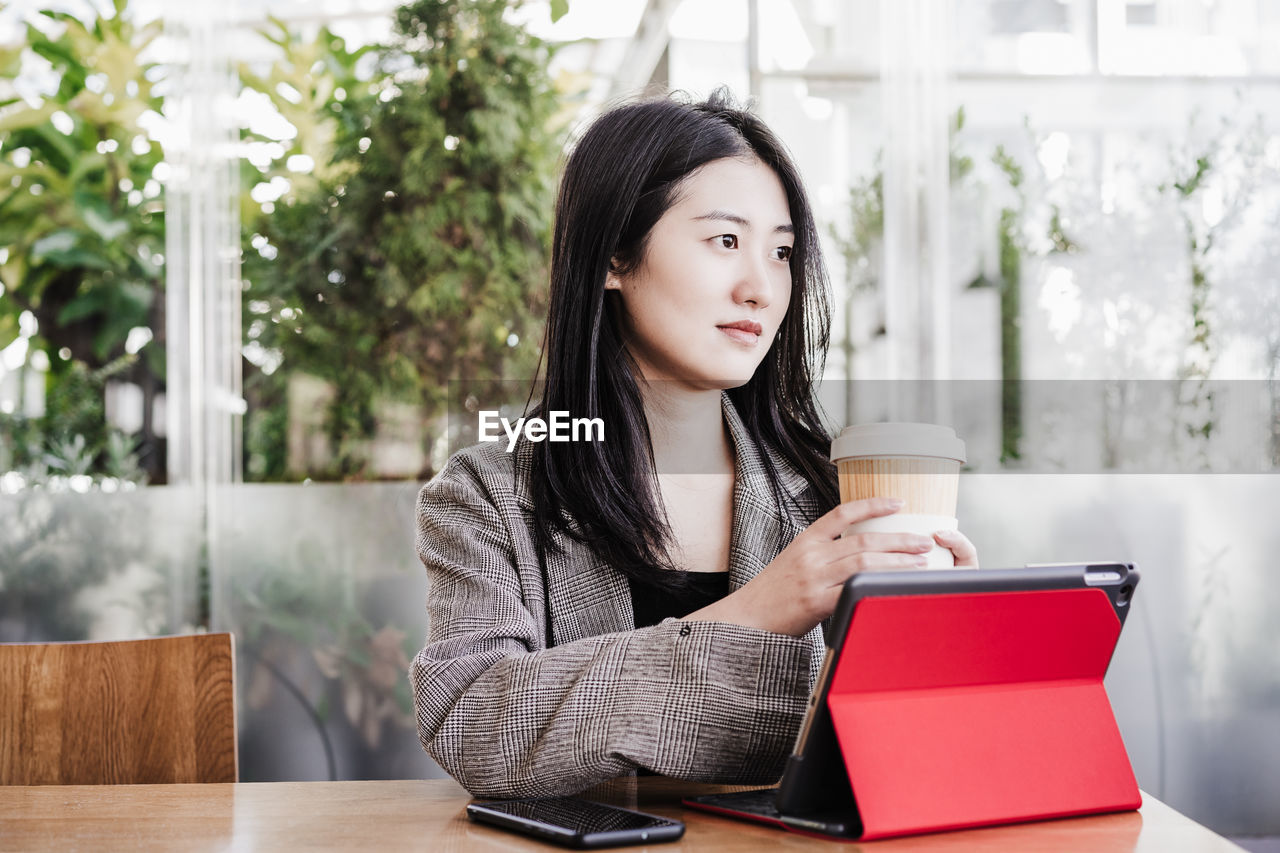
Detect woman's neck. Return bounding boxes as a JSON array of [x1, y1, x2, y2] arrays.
[[640, 386, 735, 477]]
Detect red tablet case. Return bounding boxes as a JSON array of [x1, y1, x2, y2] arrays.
[[827, 587, 1141, 839]]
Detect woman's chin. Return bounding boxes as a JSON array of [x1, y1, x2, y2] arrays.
[[689, 373, 756, 391], [633, 354, 764, 390]]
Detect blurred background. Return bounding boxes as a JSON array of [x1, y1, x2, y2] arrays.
[[0, 0, 1276, 846]]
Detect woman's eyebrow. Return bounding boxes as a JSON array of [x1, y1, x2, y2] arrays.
[[692, 209, 793, 234]]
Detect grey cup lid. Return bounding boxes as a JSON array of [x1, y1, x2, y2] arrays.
[[830, 422, 967, 464]]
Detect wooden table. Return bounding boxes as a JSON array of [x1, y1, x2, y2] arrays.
[[0, 777, 1244, 852]]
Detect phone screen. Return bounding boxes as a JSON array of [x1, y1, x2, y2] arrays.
[[467, 796, 684, 847]]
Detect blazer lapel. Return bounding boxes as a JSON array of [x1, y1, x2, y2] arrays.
[[724, 400, 783, 592], [722, 393, 811, 590], [722, 394, 829, 682]]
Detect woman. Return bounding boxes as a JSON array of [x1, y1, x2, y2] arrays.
[[411, 89, 977, 798]]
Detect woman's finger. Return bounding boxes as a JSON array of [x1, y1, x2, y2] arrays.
[[826, 549, 928, 581], [934, 529, 979, 568], [833, 530, 935, 560], [807, 497, 906, 541]]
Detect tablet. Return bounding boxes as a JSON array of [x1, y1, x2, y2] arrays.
[[685, 562, 1142, 840]]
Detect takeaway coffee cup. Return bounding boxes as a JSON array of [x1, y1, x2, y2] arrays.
[[830, 423, 967, 568]]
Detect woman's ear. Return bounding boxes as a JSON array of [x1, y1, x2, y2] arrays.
[[604, 259, 622, 291]]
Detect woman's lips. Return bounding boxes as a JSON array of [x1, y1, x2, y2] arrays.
[[718, 326, 761, 346]]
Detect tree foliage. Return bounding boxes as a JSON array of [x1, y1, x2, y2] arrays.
[[0, 0, 165, 480], [242, 0, 566, 480], [2, 0, 566, 484]]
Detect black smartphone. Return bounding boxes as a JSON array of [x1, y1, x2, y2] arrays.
[[466, 796, 685, 849]]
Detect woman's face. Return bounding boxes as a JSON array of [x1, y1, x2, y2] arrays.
[[606, 156, 794, 390]]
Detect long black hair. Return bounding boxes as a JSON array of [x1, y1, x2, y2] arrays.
[[528, 87, 839, 594]]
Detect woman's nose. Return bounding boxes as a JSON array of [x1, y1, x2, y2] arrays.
[[735, 254, 773, 308]]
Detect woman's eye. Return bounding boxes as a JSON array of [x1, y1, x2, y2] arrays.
[[774, 245, 793, 261], [716, 234, 738, 249]]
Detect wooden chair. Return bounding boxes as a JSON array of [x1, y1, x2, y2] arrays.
[[0, 633, 238, 784]]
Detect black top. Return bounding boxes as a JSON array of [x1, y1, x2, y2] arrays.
[[631, 571, 731, 629]]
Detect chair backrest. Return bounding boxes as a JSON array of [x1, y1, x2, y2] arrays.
[[0, 633, 238, 785]]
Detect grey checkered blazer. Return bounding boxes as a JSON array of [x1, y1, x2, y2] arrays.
[[410, 392, 835, 798]]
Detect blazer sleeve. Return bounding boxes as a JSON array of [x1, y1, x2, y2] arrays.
[[409, 456, 817, 798]]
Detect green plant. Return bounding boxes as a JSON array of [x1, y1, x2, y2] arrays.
[[229, 530, 419, 773], [1157, 108, 1269, 465], [990, 143, 1025, 464], [1161, 143, 1220, 460], [0, 0, 164, 482], [955, 115, 1086, 466], [236, 19, 375, 480], [829, 165, 884, 296], [0, 483, 150, 641], [240, 0, 569, 481], [828, 108, 995, 427], [826, 161, 881, 404]]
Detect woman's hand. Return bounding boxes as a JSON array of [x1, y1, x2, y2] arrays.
[[686, 497, 939, 637]]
